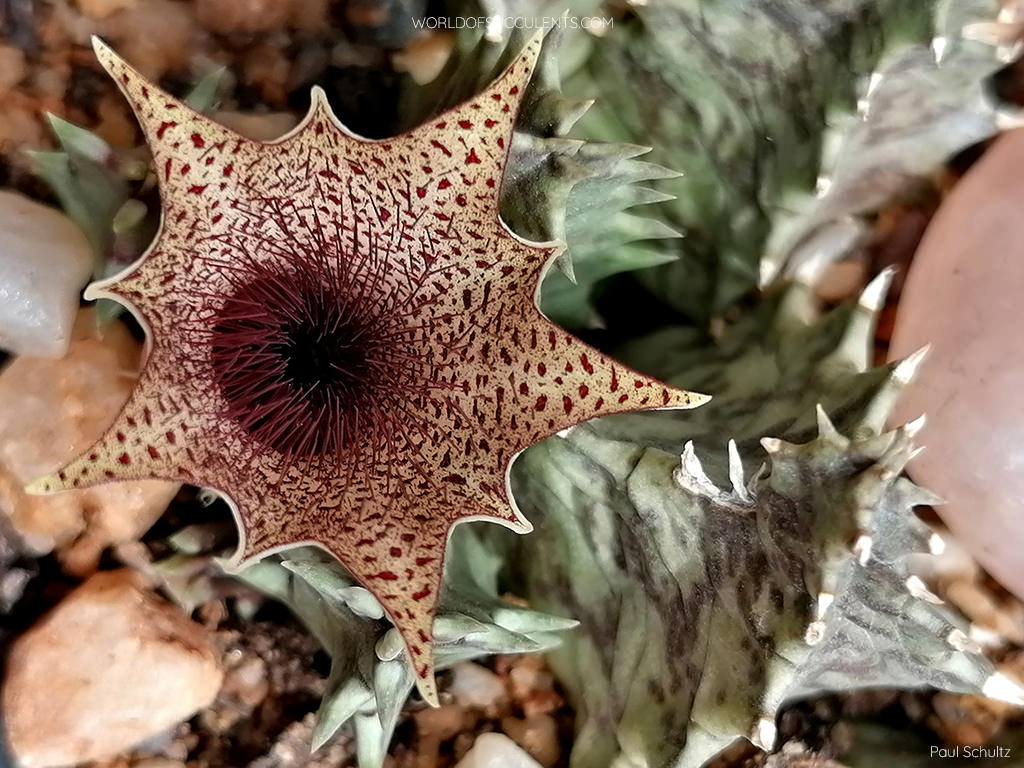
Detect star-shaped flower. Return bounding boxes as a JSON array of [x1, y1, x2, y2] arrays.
[[30, 36, 708, 703]]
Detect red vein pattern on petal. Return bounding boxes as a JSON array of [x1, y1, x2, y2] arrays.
[[28, 34, 708, 704]]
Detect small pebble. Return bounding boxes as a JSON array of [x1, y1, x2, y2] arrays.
[[3, 570, 223, 767], [448, 662, 508, 713], [0, 191, 92, 358], [0, 308, 179, 574], [0, 44, 27, 96], [500, 715, 560, 767], [454, 733, 543, 768], [392, 32, 454, 85], [195, 0, 295, 35]]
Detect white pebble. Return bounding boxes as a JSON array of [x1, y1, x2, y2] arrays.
[[448, 662, 508, 710], [0, 190, 91, 357], [455, 733, 544, 768]]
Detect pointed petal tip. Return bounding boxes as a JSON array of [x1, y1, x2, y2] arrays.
[[91, 34, 111, 56], [24, 473, 61, 496], [669, 389, 711, 410], [415, 671, 440, 707], [500, 513, 534, 535], [82, 282, 106, 302], [309, 85, 330, 109], [91, 35, 122, 76]]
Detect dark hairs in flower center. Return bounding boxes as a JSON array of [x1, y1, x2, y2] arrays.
[[210, 270, 388, 459], [200, 199, 465, 472]]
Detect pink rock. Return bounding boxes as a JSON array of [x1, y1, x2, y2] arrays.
[[890, 129, 1024, 598], [2, 570, 223, 767], [0, 309, 179, 575]]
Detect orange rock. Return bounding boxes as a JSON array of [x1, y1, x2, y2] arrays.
[[0, 45, 27, 96], [0, 310, 179, 575], [75, 0, 138, 20], [2, 570, 223, 767], [195, 0, 295, 35], [100, 0, 195, 81]]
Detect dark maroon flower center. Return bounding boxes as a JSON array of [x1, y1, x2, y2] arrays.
[[209, 265, 401, 461]]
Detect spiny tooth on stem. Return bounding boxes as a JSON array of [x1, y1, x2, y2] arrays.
[[893, 344, 931, 385], [727, 439, 751, 502], [858, 266, 895, 312], [982, 672, 1024, 705], [814, 403, 842, 444]]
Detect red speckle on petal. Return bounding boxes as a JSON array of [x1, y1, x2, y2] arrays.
[[579, 383, 589, 398], [563, 396, 573, 415], [191, 133, 204, 148], [118, 453, 131, 465], [412, 587, 432, 601], [465, 148, 481, 164], [156, 120, 177, 139], [535, 395, 547, 411]]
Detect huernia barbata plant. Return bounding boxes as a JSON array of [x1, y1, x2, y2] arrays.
[[233, 525, 576, 762], [480, 0, 1024, 765], [26, 34, 705, 706], [546, 0, 1019, 320], [505, 272, 1020, 767], [24, 0, 1024, 765]]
